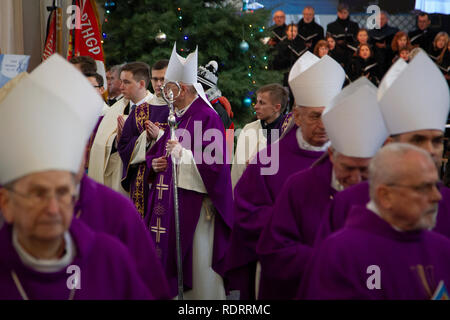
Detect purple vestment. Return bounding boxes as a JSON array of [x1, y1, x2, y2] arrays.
[[299, 206, 450, 299], [0, 218, 151, 300], [224, 125, 324, 299], [74, 175, 170, 299], [144, 97, 233, 297], [315, 181, 450, 245], [118, 103, 169, 217], [256, 156, 336, 299]]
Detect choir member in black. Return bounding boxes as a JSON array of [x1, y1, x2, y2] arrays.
[[389, 31, 411, 68], [429, 32, 449, 86], [314, 40, 329, 58], [273, 23, 307, 108], [326, 3, 359, 57], [297, 6, 324, 54], [347, 29, 369, 60], [368, 11, 399, 75], [272, 24, 307, 71], [347, 29, 370, 55], [349, 43, 381, 86], [428, 32, 448, 63], [326, 35, 349, 71], [409, 13, 437, 51], [368, 11, 399, 49], [268, 10, 287, 47], [393, 45, 412, 64]]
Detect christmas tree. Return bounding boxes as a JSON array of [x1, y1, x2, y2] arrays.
[[99, 0, 283, 127]]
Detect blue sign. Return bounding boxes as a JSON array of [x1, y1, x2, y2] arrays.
[[0, 54, 30, 88]]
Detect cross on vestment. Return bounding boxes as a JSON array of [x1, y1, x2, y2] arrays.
[[156, 175, 169, 200], [151, 217, 167, 243]]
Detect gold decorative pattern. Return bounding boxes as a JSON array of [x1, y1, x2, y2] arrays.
[[124, 103, 150, 217], [156, 175, 169, 200], [151, 217, 167, 243], [281, 112, 293, 135], [132, 163, 146, 218], [135, 103, 150, 132]]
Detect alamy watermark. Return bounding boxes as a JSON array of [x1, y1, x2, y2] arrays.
[[366, 265, 381, 290], [366, 5, 381, 30], [169, 120, 280, 176], [66, 264, 81, 290]]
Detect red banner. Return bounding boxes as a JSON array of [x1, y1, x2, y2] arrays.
[[43, 9, 57, 60], [68, 0, 105, 62], [68, 0, 106, 88]]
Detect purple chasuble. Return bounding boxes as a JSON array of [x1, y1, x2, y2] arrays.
[[144, 97, 233, 297], [256, 156, 336, 300], [299, 206, 450, 300], [118, 103, 169, 217], [315, 181, 450, 245], [224, 125, 324, 299], [74, 175, 170, 299], [0, 218, 151, 300]]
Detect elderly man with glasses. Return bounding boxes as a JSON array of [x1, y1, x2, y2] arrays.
[[0, 55, 151, 300], [316, 50, 450, 244], [299, 143, 450, 300]]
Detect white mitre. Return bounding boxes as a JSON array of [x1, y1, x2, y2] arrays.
[[378, 49, 450, 135], [0, 54, 103, 184], [288, 51, 345, 107], [323, 77, 388, 158], [165, 43, 214, 109]]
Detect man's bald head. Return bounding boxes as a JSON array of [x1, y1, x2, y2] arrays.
[[273, 10, 286, 26], [302, 6, 315, 24], [369, 143, 441, 231], [369, 143, 433, 199]]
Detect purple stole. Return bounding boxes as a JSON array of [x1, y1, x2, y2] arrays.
[[131, 104, 150, 217], [119, 103, 168, 218]]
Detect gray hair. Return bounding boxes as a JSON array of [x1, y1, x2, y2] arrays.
[[109, 64, 124, 76], [2, 172, 77, 192], [368, 143, 433, 201], [181, 83, 197, 94], [328, 146, 340, 160]]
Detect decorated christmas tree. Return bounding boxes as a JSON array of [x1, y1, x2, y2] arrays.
[[99, 0, 283, 127]]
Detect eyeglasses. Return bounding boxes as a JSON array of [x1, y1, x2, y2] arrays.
[[387, 181, 441, 194], [4, 186, 78, 208]]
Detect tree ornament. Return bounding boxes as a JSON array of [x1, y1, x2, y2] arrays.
[[239, 40, 249, 52], [243, 97, 252, 107], [104, 1, 116, 12], [155, 30, 167, 44]]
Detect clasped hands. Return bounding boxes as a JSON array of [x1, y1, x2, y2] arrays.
[[145, 120, 160, 140], [116, 116, 161, 143]]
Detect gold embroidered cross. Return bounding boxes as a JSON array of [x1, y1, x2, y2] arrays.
[[151, 217, 166, 243], [156, 175, 169, 200]]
